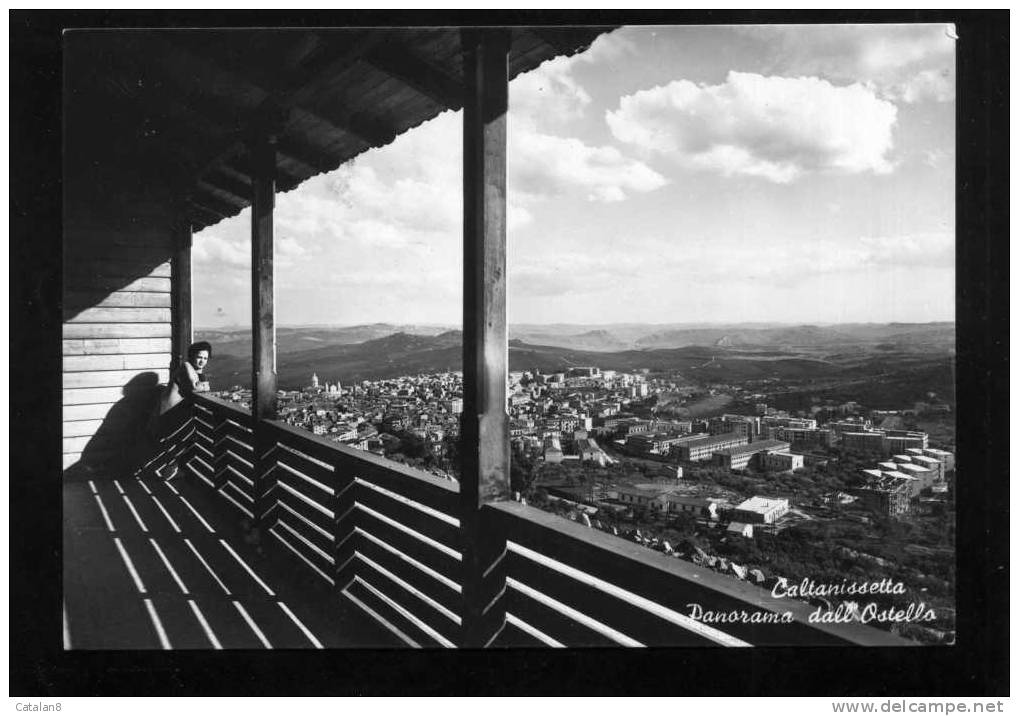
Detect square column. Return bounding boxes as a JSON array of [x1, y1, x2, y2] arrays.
[[460, 28, 511, 648], [250, 135, 278, 529], [171, 219, 193, 367], [250, 136, 278, 422]]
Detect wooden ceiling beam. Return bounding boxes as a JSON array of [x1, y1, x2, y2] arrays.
[[362, 44, 463, 109], [196, 179, 247, 208], [221, 156, 302, 192], [528, 27, 590, 56], [188, 190, 241, 218], [275, 135, 338, 173], [200, 170, 252, 204], [159, 33, 393, 150], [186, 201, 224, 228]]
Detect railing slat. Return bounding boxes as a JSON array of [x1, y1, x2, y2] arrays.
[[219, 481, 254, 518], [343, 575, 455, 648], [269, 525, 336, 586], [275, 446, 340, 494], [273, 515, 334, 570], [193, 393, 251, 425], [352, 548, 462, 641], [354, 508, 462, 586], [264, 418, 459, 514], [505, 550, 729, 647], [355, 531, 462, 616], [275, 480, 336, 537], [339, 579, 421, 648], [213, 415, 255, 441], [490, 502, 909, 647], [503, 581, 621, 647], [186, 454, 215, 482], [217, 450, 255, 484], [261, 420, 351, 463], [214, 432, 255, 461], [343, 459, 460, 516], [490, 617, 552, 648], [355, 482, 461, 552]]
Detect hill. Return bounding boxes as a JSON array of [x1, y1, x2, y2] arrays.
[[207, 332, 845, 390], [198, 323, 454, 357], [510, 328, 631, 352], [198, 321, 954, 356], [196, 322, 954, 411]]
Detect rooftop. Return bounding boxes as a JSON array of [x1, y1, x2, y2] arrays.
[[735, 496, 789, 513], [712, 439, 790, 457], [679, 432, 744, 448]]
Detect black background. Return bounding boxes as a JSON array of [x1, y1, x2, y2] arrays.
[[11, 9, 1009, 696]]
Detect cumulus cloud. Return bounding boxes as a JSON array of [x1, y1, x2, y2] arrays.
[[506, 29, 665, 203], [192, 229, 249, 270], [607, 71, 898, 183], [735, 23, 955, 104], [511, 57, 592, 122], [892, 68, 954, 104], [510, 30, 636, 124], [510, 122, 668, 202]]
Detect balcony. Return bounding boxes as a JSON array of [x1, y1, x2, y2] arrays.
[[60, 26, 912, 650], [64, 392, 910, 648]]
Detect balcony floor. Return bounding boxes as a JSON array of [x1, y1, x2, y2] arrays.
[[63, 467, 400, 650]]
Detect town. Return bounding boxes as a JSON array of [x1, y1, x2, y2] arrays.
[[216, 363, 956, 644]]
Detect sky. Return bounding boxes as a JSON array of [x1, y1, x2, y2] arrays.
[[193, 24, 956, 329]]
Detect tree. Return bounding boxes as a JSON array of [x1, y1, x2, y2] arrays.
[[510, 452, 538, 494]]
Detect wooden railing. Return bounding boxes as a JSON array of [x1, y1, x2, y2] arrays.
[[486, 501, 910, 647], [188, 395, 257, 518], [184, 394, 912, 648], [260, 417, 463, 648]]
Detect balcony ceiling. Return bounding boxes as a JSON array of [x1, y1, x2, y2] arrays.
[[64, 27, 612, 231]]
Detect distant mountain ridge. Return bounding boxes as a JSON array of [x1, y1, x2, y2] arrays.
[[197, 321, 955, 356], [201, 322, 954, 395]]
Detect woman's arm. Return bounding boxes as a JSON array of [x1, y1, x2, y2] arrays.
[[178, 363, 201, 398]]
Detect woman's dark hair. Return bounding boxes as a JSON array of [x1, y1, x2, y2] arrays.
[[187, 341, 213, 360]]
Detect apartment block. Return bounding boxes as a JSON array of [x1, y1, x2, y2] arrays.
[[672, 432, 748, 462], [711, 439, 791, 470]]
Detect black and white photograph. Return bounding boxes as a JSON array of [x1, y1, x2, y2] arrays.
[[11, 9, 1008, 699]]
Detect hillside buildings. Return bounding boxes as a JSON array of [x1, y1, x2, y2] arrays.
[[850, 446, 955, 516], [842, 429, 929, 456], [672, 432, 748, 462], [761, 450, 805, 472], [731, 496, 790, 525], [711, 439, 792, 470], [216, 362, 953, 525]]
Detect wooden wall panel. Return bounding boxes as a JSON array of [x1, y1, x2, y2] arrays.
[[65, 259, 172, 279], [64, 276, 172, 294], [64, 291, 172, 309], [63, 386, 138, 406], [63, 436, 94, 455], [64, 369, 169, 389], [65, 307, 172, 324], [62, 211, 177, 473], [63, 323, 172, 339], [63, 354, 170, 372], [62, 338, 172, 355], [63, 404, 117, 422], [63, 419, 105, 438]]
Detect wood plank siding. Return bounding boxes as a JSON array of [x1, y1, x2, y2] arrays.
[[62, 215, 177, 471]]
